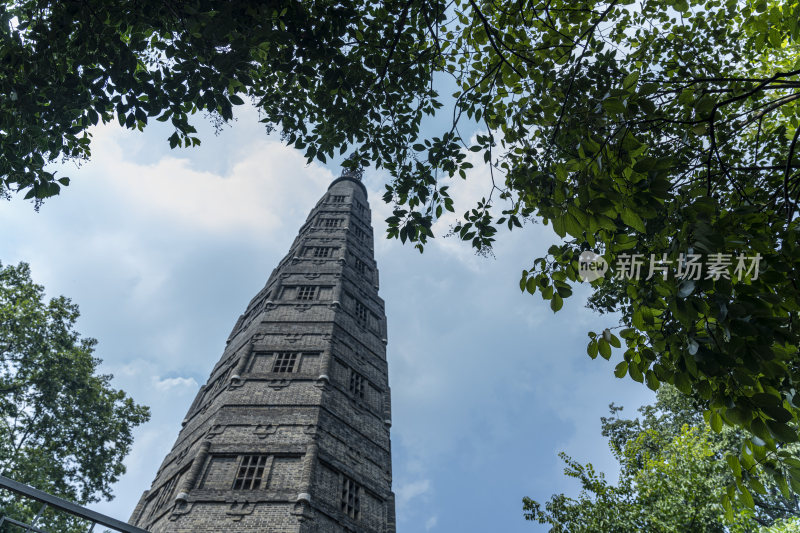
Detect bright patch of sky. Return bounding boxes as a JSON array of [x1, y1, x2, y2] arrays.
[[0, 104, 654, 531]]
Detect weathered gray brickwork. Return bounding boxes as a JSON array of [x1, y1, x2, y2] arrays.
[[130, 169, 395, 532]]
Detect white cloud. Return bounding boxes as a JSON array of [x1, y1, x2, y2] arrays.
[[152, 376, 198, 392], [396, 478, 431, 510], [425, 515, 439, 530], [85, 124, 333, 238]]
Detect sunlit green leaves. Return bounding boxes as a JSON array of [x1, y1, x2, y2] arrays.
[[524, 387, 797, 530], [0, 261, 150, 530]]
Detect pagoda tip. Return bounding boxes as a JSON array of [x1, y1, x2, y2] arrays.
[[340, 152, 364, 181]]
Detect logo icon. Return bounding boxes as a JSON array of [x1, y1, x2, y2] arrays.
[[579, 251, 608, 282]]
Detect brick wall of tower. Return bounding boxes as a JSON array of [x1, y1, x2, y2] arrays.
[[130, 175, 395, 533]]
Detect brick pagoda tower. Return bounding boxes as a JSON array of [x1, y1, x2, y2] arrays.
[[130, 165, 395, 532]]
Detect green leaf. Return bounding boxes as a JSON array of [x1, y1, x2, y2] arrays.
[[614, 361, 628, 378], [629, 362, 644, 383], [778, 476, 792, 499], [587, 340, 599, 359], [525, 277, 537, 295], [621, 208, 645, 233], [741, 448, 757, 470], [790, 473, 800, 494], [766, 420, 799, 442], [551, 293, 563, 312], [739, 486, 754, 508], [695, 95, 715, 116], [609, 334, 621, 349], [761, 403, 793, 423], [726, 406, 752, 426], [722, 494, 734, 522], [633, 157, 656, 172], [748, 476, 767, 495], [623, 71, 639, 90], [673, 373, 691, 394], [710, 411, 722, 433], [749, 417, 771, 441], [750, 392, 781, 408], [552, 215, 567, 238], [727, 454, 742, 477], [603, 98, 626, 115], [598, 338, 611, 360], [645, 370, 660, 391], [564, 213, 583, 237]]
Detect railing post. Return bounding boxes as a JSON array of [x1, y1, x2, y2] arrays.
[[26, 502, 48, 532]]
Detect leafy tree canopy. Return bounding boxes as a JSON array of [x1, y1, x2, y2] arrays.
[[0, 0, 445, 201], [0, 262, 150, 529], [524, 386, 800, 531], [3, 0, 800, 505]]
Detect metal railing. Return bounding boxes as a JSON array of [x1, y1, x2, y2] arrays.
[[0, 475, 149, 533]]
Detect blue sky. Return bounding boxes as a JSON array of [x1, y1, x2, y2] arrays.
[[0, 105, 655, 531]]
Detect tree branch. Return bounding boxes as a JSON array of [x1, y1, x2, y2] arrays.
[[784, 126, 800, 224], [378, 0, 414, 86]]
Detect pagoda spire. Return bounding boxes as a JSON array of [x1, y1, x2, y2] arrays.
[[339, 152, 364, 181], [130, 170, 394, 533]]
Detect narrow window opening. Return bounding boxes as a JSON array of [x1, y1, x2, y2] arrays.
[[297, 286, 318, 300], [273, 352, 298, 373], [354, 257, 368, 275], [340, 476, 361, 519], [353, 225, 366, 242], [232, 455, 268, 490], [349, 371, 365, 399], [354, 301, 368, 325]]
